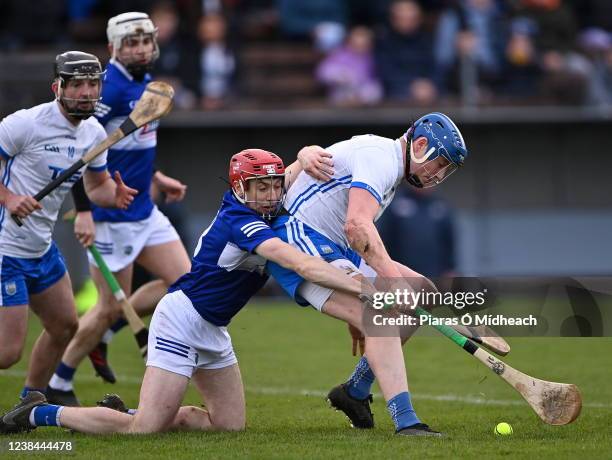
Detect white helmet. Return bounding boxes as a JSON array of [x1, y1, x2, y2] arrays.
[[107, 12, 159, 76]]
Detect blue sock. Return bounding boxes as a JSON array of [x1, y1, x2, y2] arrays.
[[55, 362, 76, 382], [110, 318, 128, 333], [20, 387, 45, 399], [387, 392, 421, 431], [346, 356, 376, 400], [30, 405, 63, 427]]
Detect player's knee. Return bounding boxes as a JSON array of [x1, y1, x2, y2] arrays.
[[47, 317, 78, 344], [214, 416, 245, 432], [0, 346, 23, 368]]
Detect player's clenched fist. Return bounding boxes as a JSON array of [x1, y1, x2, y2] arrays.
[[112, 171, 138, 210], [4, 193, 42, 218]]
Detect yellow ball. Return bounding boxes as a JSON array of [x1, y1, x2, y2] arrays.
[[494, 422, 513, 436]]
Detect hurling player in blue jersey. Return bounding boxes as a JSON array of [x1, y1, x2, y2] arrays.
[[0, 149, 391, 435], [47, 12, 192, 405]]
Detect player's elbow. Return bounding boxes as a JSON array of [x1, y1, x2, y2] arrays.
[[344, 217, 369, 248]]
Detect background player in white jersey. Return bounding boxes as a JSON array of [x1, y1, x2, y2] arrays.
[[267, 112, 468, 435], [0, 149, 391, 435], [47, 12, 192, 405], [0, 51, 137, 402]]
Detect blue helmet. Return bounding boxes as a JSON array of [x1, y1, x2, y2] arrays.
[[404, 112, 468, 187]]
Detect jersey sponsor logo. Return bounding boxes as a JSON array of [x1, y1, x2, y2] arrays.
[[140, 119, 159, 135], [4, 281, 17, 296], [319, 245, 334, 255], [48, 165, 82, 184], [44, 144, 60, 153], [124, 245, 133, 256], [263, 164, 276, 174]]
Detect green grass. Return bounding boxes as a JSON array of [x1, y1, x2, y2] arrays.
[[1, 301, 610, 459]]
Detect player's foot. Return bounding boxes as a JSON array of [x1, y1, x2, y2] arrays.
[[396, 423, 443, 437], [46, 387, 80, 407], [0, 391, 47, 434], [89, 342, 117, 384], [326, 383, 374, 429], [96, 393, 128, 413]]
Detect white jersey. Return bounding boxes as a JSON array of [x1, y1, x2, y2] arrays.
[[285, 134, 404, 249], [0, 101, 108, 258]]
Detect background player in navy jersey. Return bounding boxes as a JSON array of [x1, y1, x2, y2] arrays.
[[0, 149, 392, 435], [47, 12, 193, 405], [0, 52, 136, 406]]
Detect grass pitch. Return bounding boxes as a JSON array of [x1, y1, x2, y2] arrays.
[[1, 301, 610, 459]]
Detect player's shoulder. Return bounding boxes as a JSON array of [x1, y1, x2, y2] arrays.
[[82, 115, 107, 138], [219, 191, 269, 225], [350, 134, 395, 151]]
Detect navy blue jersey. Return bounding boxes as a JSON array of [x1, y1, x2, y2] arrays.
[[169, 191, 278, 326], [92, 59, 157, 222]]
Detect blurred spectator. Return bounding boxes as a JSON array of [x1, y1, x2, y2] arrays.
[[500, 18, 542, 99], [376, 0, 438, 105], [570, 0, 612, 34], [579, 29, 612, 106], [150, 1, 197, 109], [377, 185, 456, 278], [514, 0, 590, 105], [196, 13, 237, 110], [434, 0, 506, 104], [316, 26, 382, 106], [277, 0, 349, 52]]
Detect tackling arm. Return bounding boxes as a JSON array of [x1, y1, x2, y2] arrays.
[[255, 237, 373, 298]]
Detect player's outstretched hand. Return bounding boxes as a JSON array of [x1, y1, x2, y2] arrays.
[[74, 211, 96, 247], [113, 171, 138, 210], [298, 145, 335, 182], [5, 192, 42, 218], [348, 324, 365, 356], [153, 171, 187, 203]]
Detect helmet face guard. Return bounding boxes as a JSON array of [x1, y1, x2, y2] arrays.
[[229, 149, 287, 219], [404, 112, 467, 188], [54, 51, 105, 119], [236, 173, 287, 219], [406, 141, 459, 188]]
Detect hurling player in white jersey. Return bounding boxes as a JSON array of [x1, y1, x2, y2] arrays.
[[47, 12, 192, 405], [0, 51, 137, 403], [267, 112, 469, 435], [0, 149, 407, 436]]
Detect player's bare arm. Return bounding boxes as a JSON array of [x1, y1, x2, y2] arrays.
[[255, 238, 372, 298], [152, 170, 187, 203], [0, 181, 41, 218], [345, 187, 403, 278], [83, 169, 138, 209]]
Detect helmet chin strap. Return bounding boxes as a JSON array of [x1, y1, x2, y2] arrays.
[[405, 140, 424, 188]]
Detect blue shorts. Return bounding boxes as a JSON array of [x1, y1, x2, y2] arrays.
[[0, 242, 67, 307], [267, 215, 362, 306]]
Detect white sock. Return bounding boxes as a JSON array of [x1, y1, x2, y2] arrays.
[[101, 329, 114, 344], [49, 374, 73, 392]]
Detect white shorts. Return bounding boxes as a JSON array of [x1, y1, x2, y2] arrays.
[[297, 258, 378, 311], [147, 290, 238, 378], [88, 206, 180, 272]]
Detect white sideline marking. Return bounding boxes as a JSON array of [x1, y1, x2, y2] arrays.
[[1, 369, 609, 409]]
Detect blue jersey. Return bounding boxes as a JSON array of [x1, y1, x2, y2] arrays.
[[92, 59, 157, 222], [169, 191, 278, 326]]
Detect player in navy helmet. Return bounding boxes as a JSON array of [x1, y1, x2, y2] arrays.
[[267, 111, 468, 436]]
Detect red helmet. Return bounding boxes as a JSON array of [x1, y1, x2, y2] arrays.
[[229, 149, 286, 215]]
